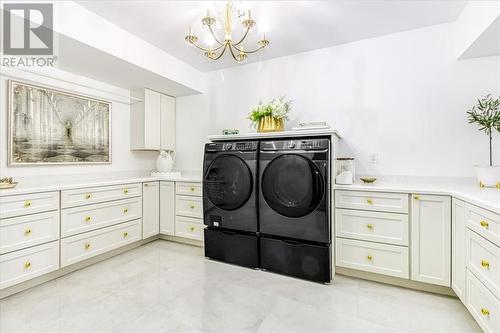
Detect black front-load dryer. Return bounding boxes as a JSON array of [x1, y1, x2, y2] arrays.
[[203, 141, 258, 232], [259, 138, 330, 243]]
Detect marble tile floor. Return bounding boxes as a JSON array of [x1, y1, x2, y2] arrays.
[[0, 240, 480, 333]]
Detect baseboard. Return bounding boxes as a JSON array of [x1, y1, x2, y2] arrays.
[[159, 234, 203, 247], [335, 267, 456, 297]]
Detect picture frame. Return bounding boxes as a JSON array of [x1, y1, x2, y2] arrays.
[[8, 80, 112, 165]]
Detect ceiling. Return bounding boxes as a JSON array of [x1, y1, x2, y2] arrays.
[[77, 1, 467, 72]]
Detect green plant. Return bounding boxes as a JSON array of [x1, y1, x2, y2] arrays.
[[248, 96, 292, 127], [467, 94, 500, 166]]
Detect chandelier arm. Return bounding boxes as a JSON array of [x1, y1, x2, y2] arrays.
[[231, 44, 266, 54], [231, 27, 251, 46], [228, 44, 239, 61], [191, 42, 225, 52], [208, 25, 224, 45], [212, 44, 229, 60]]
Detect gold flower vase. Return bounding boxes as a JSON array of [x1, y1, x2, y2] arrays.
[[257, 116, 284, 133]]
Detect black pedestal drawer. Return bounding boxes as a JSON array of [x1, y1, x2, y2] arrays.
[[260, 236, 331, 283], [204, 228, 259, 269]]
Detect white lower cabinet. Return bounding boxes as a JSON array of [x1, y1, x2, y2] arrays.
[[410, 194, 451, 287], [61, 219, 142, 267], [160, 181, 175, 235], [452, 198, 467, 303], [175, 216, 203, 241], [466, 270, 500, 333], [0, 241, 59, 289], [142, 182, 160, 239]]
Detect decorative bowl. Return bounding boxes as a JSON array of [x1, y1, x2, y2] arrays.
[[0, 182, 18, 189], [360, 177, 377, 184]]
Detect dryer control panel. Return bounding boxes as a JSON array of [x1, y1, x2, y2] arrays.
[[260, 139, 330, 151], [205, 141, 258, 152]]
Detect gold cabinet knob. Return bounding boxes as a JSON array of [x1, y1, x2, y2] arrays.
[[190, 226, 196, 232], [190, 187, 195, 192], [366, 199, 373, 205], [367, 224, 373, 230], [85, 216, 92, 222], [84, 243, 91, 250], [85, 193, 91, 199], [123, 208, 129, 214], [481, 308, 490, 316], [367, 255, 373, 261], [24, 228, 32, 235], [481, 260, 490, 269], [123, 189, 129, 194], [123, 232, 128, 238], [413, 195, 420, 200], [144, 183, 148, 187], [24, 201, 31, 208], [480, 220, 489, 229], [190, 205, 195, 209], [24, 261, 31, 269]]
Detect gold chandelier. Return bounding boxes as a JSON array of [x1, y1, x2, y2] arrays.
[[185, 2, 269, 62]]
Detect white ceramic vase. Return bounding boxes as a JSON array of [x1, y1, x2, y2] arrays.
[[156, 150, 175, 172], [474, 165, 500, 188]]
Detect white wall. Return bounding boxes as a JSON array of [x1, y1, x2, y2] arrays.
[[0, 67, 157, 178], [176, 22, 500, 177]]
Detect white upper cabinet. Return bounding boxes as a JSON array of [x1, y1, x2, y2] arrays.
[[131, 88, 175, 151], [452, 198, 467, 303], [411, 194, 451, 287]]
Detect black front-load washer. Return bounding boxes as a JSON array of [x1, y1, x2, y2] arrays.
[[259, 138, 330, 243], [203, 141, 259, 232]]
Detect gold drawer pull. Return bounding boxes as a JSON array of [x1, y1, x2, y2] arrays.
[[24, 228, 32, 235], [413, 195, 420, 200], [480, 220, 489, 229], [190, 226, 196, 232], [24, 201, 31, 208], [123, 189, 129, 194], [144, 183, 149, 187], [123, 208, 129, 214], [366, 199, 373, 205], [24, 261, 31, 269], [85, 193, 91, 199], [123, 232, 128, 238], [481, 260, 490, 269], [367, 255, 373, 261], [190, 187, 195, 192], [190, 205, 195, 209], [367, 224, 373, 230], [84, 243, 91, 250], [481, 308, 490, 316], [85, 216, 92, 222]]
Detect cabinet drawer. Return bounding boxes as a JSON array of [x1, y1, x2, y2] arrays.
[[61, 183, 141, 208], [61, 197, 142, 237], [176, 182, 202, 197], [0, 211, 59, 254], [466, 270, 500, 333], [335, 209, 408, 246], [0, 241, 59, 289], [61, 219, 141, 267], [466, 203, 500, 246], [175, 216, 203, 241], [335, 190, 408, 213], [176, 195, 202, 218], [335, 238, 409, 278], [466, 229, 500, 299], [0, 191, 59, 219]]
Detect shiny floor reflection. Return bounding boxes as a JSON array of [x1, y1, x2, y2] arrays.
[[0, 241, 479, 332]]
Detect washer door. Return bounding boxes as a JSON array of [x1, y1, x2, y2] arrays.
[[204, 155, 253, 211], [262, 154, 324, 218]]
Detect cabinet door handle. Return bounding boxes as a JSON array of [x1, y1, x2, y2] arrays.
[[24, 201, 31, 208], [480, 220, 489, 229], [190, 187, 195, 192], [123, 189, 129, 194], [481, 260, 490, 269], [144, 183, 149, 187], [190, 205, 195, 209], [367, 255, 373, 261], [85, 193, 91, 199], [367, 224, 373, 230], [481, 308, 490, 316], [190, 226, 196, 232], [24, 261, 31, 269], [85, 243, 91, 250], [413, 195, 420, 200], [24, 228, 32, 235], [123, 208, 129, 214], [85, 216, 92, 222], [123, 232, 128, 238], [366, 199, 373, 205]]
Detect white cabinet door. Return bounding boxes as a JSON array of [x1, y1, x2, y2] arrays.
[[144, 89, 161, 150], [142, 182, 159, 239], [160, 181, 175, 236], [411, 194, 451, 286], [452, 198, 467, 303], [160, 94, 175, 151]]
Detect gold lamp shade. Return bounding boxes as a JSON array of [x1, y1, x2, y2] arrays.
[[257, 116, 284, 133]]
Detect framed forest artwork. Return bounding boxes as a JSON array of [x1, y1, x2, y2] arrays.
[[8, 80, 111, 165]]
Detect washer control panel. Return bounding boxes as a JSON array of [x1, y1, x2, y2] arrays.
[[205, 141, 258, 152], [260, 139, 330, 151]]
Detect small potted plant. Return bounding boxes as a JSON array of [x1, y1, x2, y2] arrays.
[[467, 94, 500, 188], [249, 96, 292, 132]]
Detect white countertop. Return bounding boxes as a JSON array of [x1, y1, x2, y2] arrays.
[[0, 171, 202, 197], [207, 128, 341, 141], [335, 177, 500, 214]]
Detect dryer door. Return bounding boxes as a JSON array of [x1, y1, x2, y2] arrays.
[[204, 154, 253, 211], [261, 154, 325, 218]]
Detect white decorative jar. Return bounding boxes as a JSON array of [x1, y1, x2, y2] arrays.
[[474, 165, 500, 188], [156, 150, 175, 173]]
